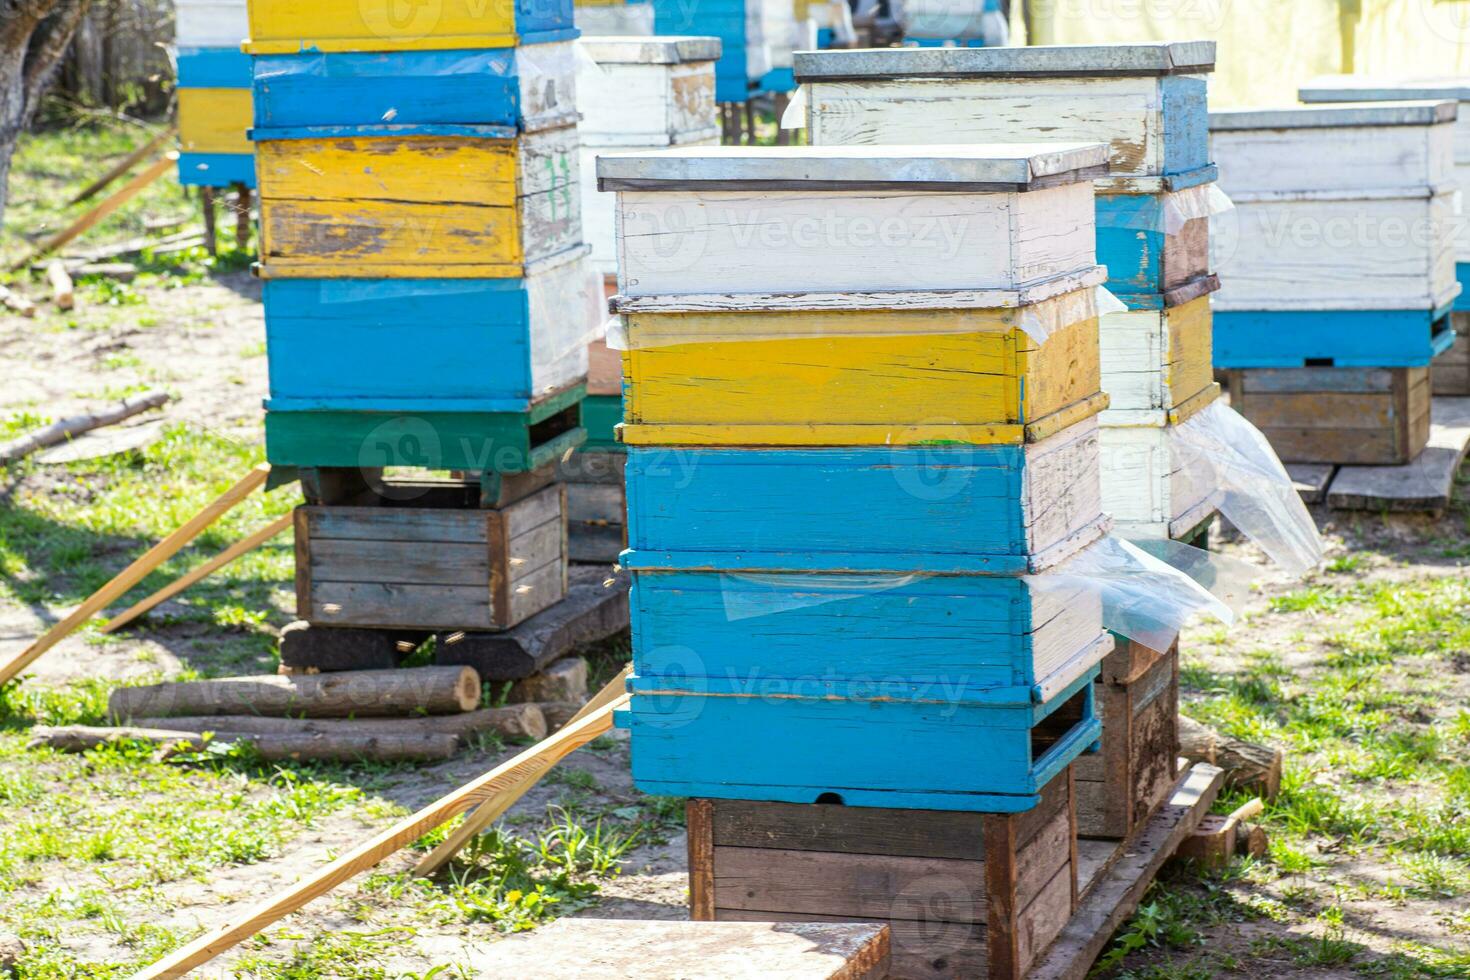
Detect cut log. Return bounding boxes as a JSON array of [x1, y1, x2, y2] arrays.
[[129, 703, 547, 742], [0, 284, 37, 317], [539, 701, 583, 731], [0, 390, 169, 465], [132, 697, 628, 978], [28, 725, 458, 762], [110, 666, 481, 721], [1178, 715, 1283, 801], [1174, 798, 1264, 871], [47, 260, 74, 310]]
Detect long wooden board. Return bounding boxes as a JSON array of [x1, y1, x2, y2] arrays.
[[1027, 763, 1225, 980], [1325, 397, 1470, 515]]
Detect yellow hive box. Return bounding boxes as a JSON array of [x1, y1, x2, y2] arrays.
[[619, 294, 1107, 447], [256, 130, 580, 279], [177, 89, 253, 156], [243, 0, 572, 54]]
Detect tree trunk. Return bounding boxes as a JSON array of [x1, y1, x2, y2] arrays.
[[0, 0, 97, 228], [128, 704, 549, 742], [29, 725, 460, 762], [1178, 714, 1284, 801]]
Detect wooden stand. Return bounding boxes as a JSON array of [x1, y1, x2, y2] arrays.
[[1228, 366, 1431, 465], [687, 766, 1079, 980], [1075, 640, 1180, 840], [281, 566, 629, 681]]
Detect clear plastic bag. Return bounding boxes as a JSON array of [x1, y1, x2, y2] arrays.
[[1099, 184, 1235, 236], [1026, 536, 1234, 652], [1170, 402, 1325, 578]]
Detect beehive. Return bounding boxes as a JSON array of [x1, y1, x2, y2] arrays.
[[176, 0, 253, 187], [243, 0, 577, 54], [649, 0, 772, 101]]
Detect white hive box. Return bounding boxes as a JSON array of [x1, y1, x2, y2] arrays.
[[578, 36, 721, 277], [596, 142, 1108, 300], [1099, 421, 1220, 541], [177, 0, 249, 48], [575, 2, 657, 36], [793, 42, 1214, 179], [1209, 101, 1460, 313]]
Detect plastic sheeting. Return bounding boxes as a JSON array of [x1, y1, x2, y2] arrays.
[[1170, 401, 1325, 578], [606, 285, 1124, 349], [1026, 536, 1233, 652], [1099, 185, 1236, 236]]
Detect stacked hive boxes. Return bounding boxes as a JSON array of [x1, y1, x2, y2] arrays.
[[176, 0, 255, 188], [794, 43, 1222, 544], [1298, 77, 1470, 396], [650, 0, 772, 103], [794, 42, 1220, 840], [568, 36, 722, 561], [1211, 102, 1459, 464], [602, 143, 1116, 975], [243, 1, 595, 641]]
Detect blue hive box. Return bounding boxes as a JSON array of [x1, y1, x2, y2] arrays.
[[1214, 308, 1458, 369]]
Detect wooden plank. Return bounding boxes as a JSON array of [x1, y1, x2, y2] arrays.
[[432, 565, 629, 680], [715, 909, 985, 980], [711, 799, 984, 860], [310, 539, 490, 587], [688, 800, 716, 920], [713, 845, 988, 921], [1286, 463, 1336, 503], [70, 126, 177, 204], [473, 920, 890, 980], [304, 508, 489, 545], [132, 699, 627, 978], [308, 582, 496, 631], [0, 464, 268, 685], [1026, 763, 1225, 980], [10, 153, 178, 271], [1325, 396, 1470, 514]]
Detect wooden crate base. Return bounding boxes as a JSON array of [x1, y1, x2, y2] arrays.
[[1432, 323, 1470, 396], [282, 567, 629, 680], [299, 465, 556, 510], [688, 765, 1080, 980], [1030, 764, 1225, 980], [478, 919, 889, 979], [1075, 641, 1180, 839], [1227, 366, 1431, 465]]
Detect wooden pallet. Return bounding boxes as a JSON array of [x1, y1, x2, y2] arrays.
[[1323, 397, 1470, 516], [1029, 763, 1225, 980]]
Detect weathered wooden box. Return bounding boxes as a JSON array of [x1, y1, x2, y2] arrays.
[[1075, 639, 1179, 839], [1099, 292, 1216, 424], [263, 249, 595, 415], [577, 37, 722, 147], [264, 382, 587, 474], [1435, 319, 1470, 395], [687, 765, 1079, 980], [794, 42, 1213, 178], [557, 450, 627, 563], [627, 563, 1109, 701], [650, 0, 771, 102], [177, 0, 248, 48], [294, 485, 568, 631], [176, 47, 254, 188], [1210, 102, 1460, 321], [597, 144, 1106, 298], [1226, 366, 1432, 466], [625, 420, 1104, 568], [1213, 308, 1456, 369], [243, 0, 576, 54], [1299, 76, 1470, 312], [1098, 387, 1222, 540], [252, 43, 578, 133], [622, 663, 1101, 811], [1095, 171, 1215, 303], [255, 128, 581, 280], [615, 281, 1108, 446]]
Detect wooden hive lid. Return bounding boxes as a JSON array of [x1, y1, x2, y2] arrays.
[[1300, 75, 1470, 104], [793, 40, 1215, 82], [1210, 100, 1459, 131], [596, 142, 1110, 192], [578, 35, 723, 65]]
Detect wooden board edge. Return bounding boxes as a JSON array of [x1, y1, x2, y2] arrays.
[[1026, 763, 1225, 980], [687, 799, 715, 921]]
